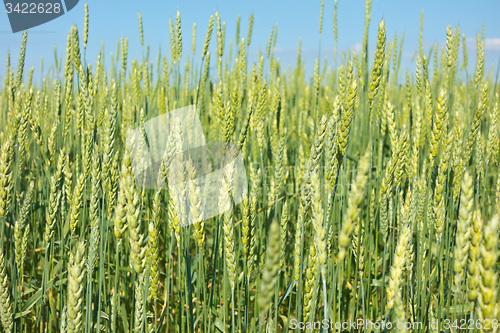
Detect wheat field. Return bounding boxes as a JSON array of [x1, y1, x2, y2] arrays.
[[0, 1, 499, 332]]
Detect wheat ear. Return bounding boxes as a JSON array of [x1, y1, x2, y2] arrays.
[[258, 218, 281, 324]]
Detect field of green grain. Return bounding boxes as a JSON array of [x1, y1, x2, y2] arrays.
[[0, 1, 499, 332]]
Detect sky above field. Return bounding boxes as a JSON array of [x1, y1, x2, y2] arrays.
[[1, 0, 499, 82]]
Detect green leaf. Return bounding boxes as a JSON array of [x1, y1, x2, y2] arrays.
[[119, 301, 129, 333], [20, 276, 66, 314], [214, 319, 226, 332]]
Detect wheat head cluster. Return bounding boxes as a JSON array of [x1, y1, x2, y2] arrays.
[[0, 0, 499, 332]]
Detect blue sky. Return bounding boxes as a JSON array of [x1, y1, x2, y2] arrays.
[[1, 0, 499, 82]]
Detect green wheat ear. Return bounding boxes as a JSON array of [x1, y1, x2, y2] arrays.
[[0, 247, 12, 333], [302, 242, 318, 323], [83, 3, 89, 50], [369, 19, 386, 111], [67, 241, 86, 333], [338, 149, 371, 262], [88, 151, 101, 271], [138, 11, 144, 48], [453, 170, 473, 294], [124, 148, 146, 277], [14, 180, 34, 271], [258, 218, 281, 323], [477, 215, 499, 321], [14, 30, 27, 92], [176, 11, 183, 60], [386, 212, 412, 312], [279, 200, 289, 271], [247, 12, 254, 48], [0, 138, 14, 218], [468, 209, 483, 303]]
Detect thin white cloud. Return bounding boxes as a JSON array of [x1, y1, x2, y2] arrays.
[[466, 37, 476, 45], [466, 37, 500, 51], [273, 47, 297, 53], [261, 47, 336, 57], [352, 42, 362, 53], [485, 38, 500, 51]]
